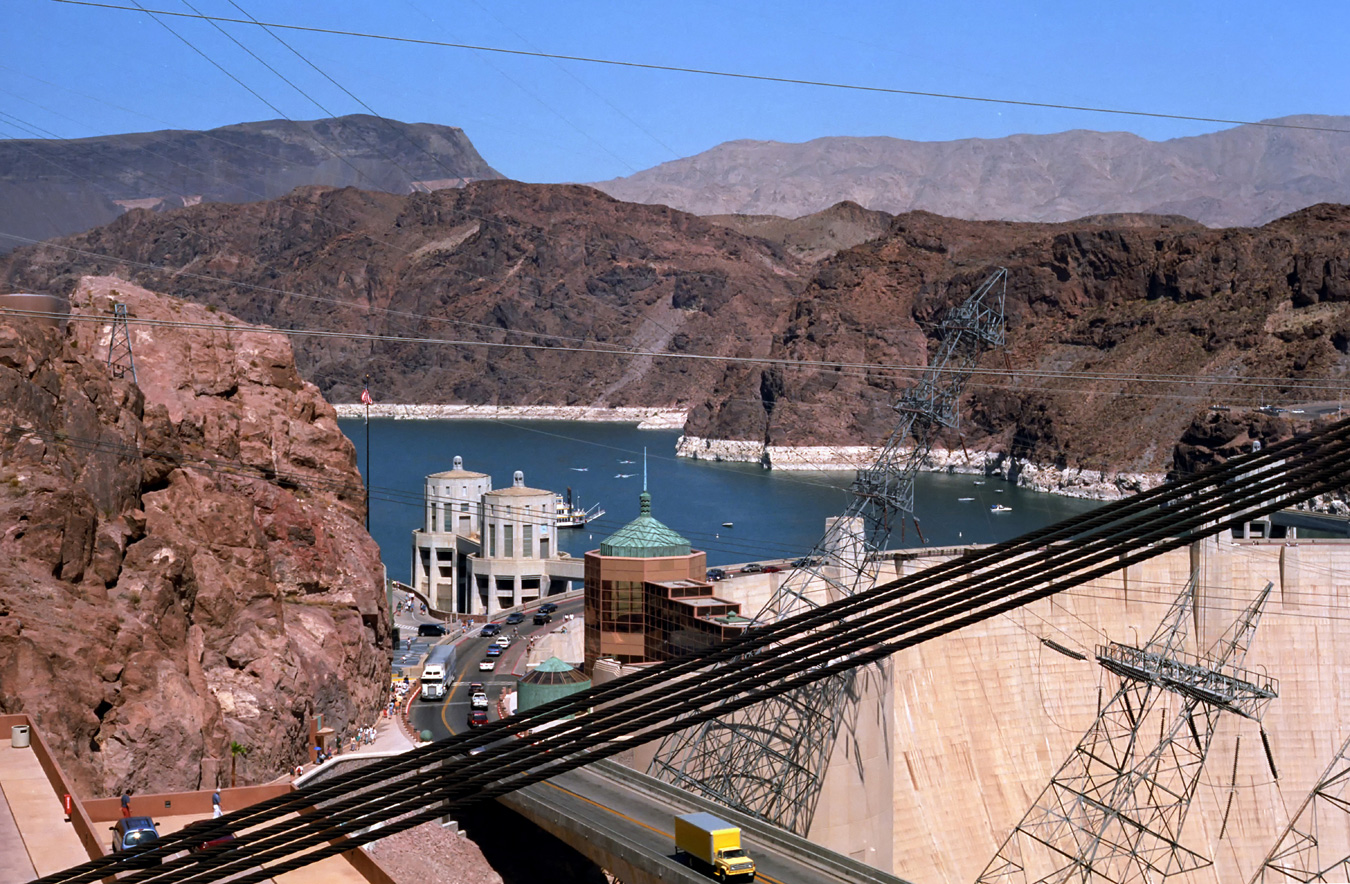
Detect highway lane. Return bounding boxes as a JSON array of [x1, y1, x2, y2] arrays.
[[513, 763, 876, 884], [410, 597, 583, 741]]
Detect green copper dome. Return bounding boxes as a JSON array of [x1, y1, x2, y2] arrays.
[[600, 490, 691, 558]]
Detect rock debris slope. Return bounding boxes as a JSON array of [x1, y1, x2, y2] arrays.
[[0, 276, 388, 797]]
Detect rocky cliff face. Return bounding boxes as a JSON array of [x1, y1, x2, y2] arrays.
[[731, 204, 1350, 473], [0, 276, 389, 797], [592, 116, 1350, 227], [2, 185, 1349, 478]]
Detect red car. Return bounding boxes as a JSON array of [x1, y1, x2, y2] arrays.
[[468, 710, 489, 728]]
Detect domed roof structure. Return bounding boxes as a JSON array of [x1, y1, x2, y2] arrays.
[[518, 655, 591, 712], [600, 490, 691, 558]]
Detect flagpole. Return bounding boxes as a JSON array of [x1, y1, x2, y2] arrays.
[[363, 373, 371, 533]]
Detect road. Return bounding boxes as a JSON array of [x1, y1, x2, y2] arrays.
[[506, 761, 905, 884], [409, 597, 583, 741]]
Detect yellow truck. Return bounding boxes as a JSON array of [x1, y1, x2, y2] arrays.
[[674, 812, 756, 881]]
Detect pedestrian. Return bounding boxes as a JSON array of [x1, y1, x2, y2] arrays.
[[120, 791, 132, 818], [212, 791, 222, 819]]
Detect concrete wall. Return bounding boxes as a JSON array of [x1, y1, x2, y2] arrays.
[[867, 537, 1350, 884]]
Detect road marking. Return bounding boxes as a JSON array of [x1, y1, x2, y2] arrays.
[[542, 781, 784, 884]]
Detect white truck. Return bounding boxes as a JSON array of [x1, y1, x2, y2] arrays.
[[420, 663, 448, 701]]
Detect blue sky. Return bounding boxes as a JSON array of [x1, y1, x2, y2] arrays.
[[4, 0, 1347, 182]]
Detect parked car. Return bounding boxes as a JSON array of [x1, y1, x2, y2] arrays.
[[480, 623, 502, 637], [486, 645, 502, 657], [478, 659, 496, 672], [741, 563, 764, 573], [706, 568, 726, 581], [504, 612, 526, 625], [468, 710, 489, 727], [534, 612, 553, 625], [762, 565, 782, 573], [417, 623, 447, 637], [110, 817, 159, 853], [791, 556, 822, 568], [538, 602, 558, 614]]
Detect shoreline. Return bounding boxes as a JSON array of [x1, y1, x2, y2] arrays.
[[676, 435, 1168, 502], [333, 403, 688, 429], [331, 404, 1167, 502]]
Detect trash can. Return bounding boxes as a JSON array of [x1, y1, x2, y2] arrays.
[[11, 725, 30, 748]]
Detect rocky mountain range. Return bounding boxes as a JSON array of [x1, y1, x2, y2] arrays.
[[2, 182, 1349, 479], [0, 277, 389, 796], [0, 114, 500, 253], [592, 115, 1350, 228]]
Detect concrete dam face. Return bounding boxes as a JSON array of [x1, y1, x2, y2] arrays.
[[798, 536, 1350, 884]]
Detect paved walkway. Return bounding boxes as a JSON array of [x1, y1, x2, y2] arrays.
[[0, 733, 88, 879]]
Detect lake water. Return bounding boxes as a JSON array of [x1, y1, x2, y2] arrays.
[[339, 418, 1103, 585]]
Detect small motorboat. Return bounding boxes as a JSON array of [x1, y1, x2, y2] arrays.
[[989, 504, 1012, 513], [722, 522, 734, 528], [957, 497, 975, 502]]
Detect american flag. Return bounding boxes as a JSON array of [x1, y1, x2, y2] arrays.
[[360, 385, 373, 406]]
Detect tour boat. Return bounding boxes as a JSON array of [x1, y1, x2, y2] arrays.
[[555, 489, 604, 528]]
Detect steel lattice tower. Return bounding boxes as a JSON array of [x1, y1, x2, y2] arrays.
[[976, 576, 1278, 884], [106, 301, 137, 384], [647, 268, 1007, 834], [1250, 733, 1350, 883]]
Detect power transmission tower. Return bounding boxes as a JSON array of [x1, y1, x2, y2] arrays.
[[976, 576, 1278, 884], [1250, 733, 1350, 883], [106, 302, 137, 384], [647, 268, 1007, 834]]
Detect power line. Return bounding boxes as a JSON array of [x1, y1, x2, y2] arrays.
[[48, 1, 1350, 137], [7, 303, 1350, 405]]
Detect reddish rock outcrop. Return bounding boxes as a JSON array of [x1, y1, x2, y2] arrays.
[[0, 276, 389, 798]]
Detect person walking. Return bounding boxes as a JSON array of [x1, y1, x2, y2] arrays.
[[120, 791, 132, 818], [212, 791, 223, 819]]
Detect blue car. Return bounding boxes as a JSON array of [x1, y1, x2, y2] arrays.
[[111, 816, 159, 853], [504, 612, 525, 625]]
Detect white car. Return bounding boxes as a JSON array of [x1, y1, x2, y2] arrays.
[[478, 659, 496, 672], [494, 636, 511, 648]]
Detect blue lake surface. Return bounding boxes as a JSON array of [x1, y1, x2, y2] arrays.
[[340, 418, 1103, 584]]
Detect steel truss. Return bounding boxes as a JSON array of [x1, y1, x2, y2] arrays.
[[106, 301, 137, 383], [977, 577, 1277, 884], [648, 269, 1006, 834], [1251, 733, 1350, 883]]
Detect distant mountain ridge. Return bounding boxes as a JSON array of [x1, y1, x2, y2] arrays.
[[0, 114, 500, 252], [592, 115, 1350, 227]]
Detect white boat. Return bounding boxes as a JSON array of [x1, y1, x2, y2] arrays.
[[556, 489, 604, 528], [722, 522, 734, 528], [958, 497, 975, 502], [989, 504, 1012, 513]]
